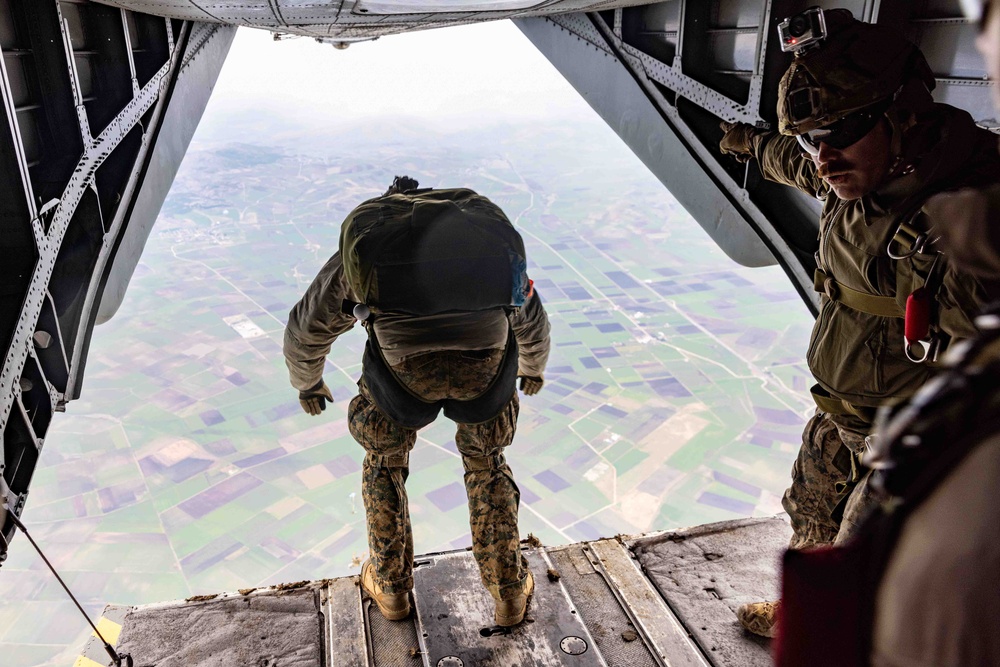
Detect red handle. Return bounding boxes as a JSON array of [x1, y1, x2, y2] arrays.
[[905, 287, 930, 344]]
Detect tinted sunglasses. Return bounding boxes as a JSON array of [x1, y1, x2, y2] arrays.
[[796, 102, 889, 155]]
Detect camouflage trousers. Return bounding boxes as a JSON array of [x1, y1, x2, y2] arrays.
[[782, 410, 877, 550], [348, 349, 529, 601]]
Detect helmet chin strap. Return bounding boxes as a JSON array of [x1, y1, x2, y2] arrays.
[[885, 113, 908, 179], [883, 80, 936, 180]]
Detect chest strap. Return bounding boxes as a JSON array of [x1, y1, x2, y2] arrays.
[[813, 269, 905, 319]]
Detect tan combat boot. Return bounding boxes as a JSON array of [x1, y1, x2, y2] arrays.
[[494, 570, 534, 627], [361, 559, 411, 621], [736, 600, 780, 638]]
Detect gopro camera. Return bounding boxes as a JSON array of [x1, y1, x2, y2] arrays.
[[778, 7, 828, 53]]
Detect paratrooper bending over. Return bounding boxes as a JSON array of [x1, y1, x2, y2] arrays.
[[284, 177, 550, 627]]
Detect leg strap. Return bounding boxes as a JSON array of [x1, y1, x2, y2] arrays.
[[367, 452, 410, 469], [462, 452, 506, 473]]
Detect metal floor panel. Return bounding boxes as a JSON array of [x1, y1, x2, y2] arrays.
[[411, 547, 605, 667], [548, 544, 660, 667], [93, 519, 787, 667], [114, 586, 324, 667], [631, 516, 792, 667], [367, 598, 423, 667]]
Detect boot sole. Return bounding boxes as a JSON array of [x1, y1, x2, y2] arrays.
[[360, 564, 411, 621], [494, 610, 524, 626], [495, 594, 532, 627], [740, 621, 777, 638]]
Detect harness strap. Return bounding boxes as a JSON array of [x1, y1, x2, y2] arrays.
[[810, 384, 878, 423], [813, 269, 905, 319], [810, 384, 850, 414], [462, 453, 506, 473]]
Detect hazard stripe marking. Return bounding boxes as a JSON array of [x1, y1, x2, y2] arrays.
[[72, 604, 131, 667], [93, 616, 122, 645]]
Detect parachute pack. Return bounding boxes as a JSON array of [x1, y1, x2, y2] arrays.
[[340, 188, 530, 316]]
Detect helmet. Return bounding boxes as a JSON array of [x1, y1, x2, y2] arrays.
[[777, 9, 936, 136]]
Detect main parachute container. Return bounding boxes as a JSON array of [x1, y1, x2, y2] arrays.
[[340, 188, 530, 315]]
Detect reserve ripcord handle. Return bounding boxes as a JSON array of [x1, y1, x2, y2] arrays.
[[2, 507, 133, 667]]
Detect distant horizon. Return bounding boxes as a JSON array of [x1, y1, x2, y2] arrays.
[[196, 106, 612, 140], [203, 21, 598, 138]]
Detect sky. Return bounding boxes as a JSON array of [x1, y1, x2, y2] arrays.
[[200, 18, 597, 137]]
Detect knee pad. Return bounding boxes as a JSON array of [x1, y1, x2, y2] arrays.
[[462, 452, 506, 473]]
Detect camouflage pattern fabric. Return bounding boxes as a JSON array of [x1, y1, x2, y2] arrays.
[[391, 348, 503, 401], [782, 410, 873, 550], [837, 468, 876, 543], [348, 349, 528, 600]]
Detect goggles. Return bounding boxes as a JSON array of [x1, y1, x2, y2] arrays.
[[796, 101, 889, 155]]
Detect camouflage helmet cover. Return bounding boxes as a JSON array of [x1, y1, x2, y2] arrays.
[[777, 9, 937, 135]]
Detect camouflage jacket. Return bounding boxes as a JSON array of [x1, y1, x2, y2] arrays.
[[747, 105, 1000, 412], [283, 251, 551, 392]]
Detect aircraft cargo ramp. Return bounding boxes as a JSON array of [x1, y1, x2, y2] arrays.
[[76, 517, 790, 667]]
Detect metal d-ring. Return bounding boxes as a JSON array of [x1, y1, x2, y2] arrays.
[[904, 338, 932, 363], [887, 232, 926, 260]]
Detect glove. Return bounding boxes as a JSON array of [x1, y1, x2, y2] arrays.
[[299, 380, 334, 416], [719, 121, 763, 163], [519, 376, 544, 396]]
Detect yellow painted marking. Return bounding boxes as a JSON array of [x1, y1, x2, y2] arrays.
[[73, 656, 106, 667], [93, 616, 122, 645]]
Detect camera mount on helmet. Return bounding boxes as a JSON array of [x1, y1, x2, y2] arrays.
[[778, 7, 828, 54]]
